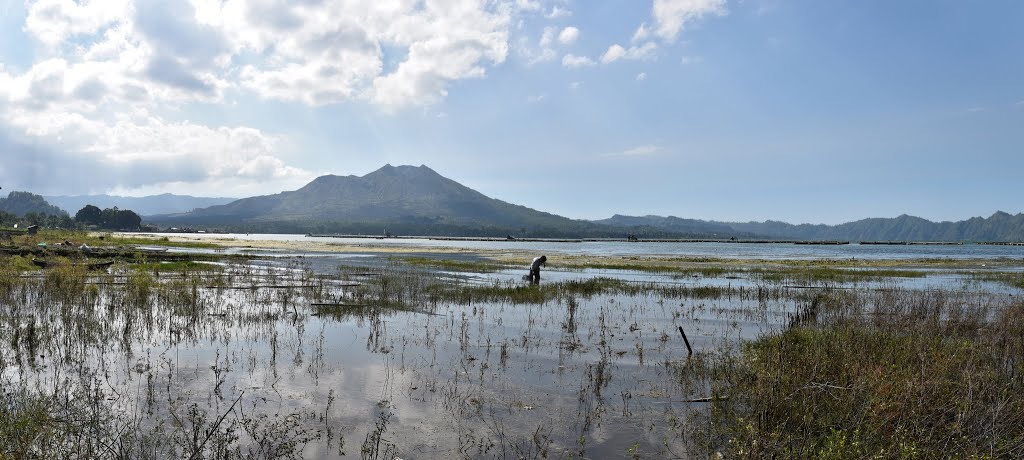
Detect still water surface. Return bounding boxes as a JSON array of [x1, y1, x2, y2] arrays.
[[145, 233, 1024, 260]]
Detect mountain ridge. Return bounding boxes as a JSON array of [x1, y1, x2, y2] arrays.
[[146, 164, 1024, 241], [0, 191, 69, 217], [45, 193, 237, 217], [598, 212, 1024, 242], [152, 165, 718, 238]]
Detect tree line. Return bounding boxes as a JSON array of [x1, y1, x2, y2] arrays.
[[0, 205, 143, 231], [73, 205, 143, 230]]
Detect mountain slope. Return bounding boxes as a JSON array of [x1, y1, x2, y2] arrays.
[[45, 193, 236, 216], [594, 215, 748, 237], [0, 191, 69, 217], [597, 212, 1024, 242], [154, 165, 713, 237]]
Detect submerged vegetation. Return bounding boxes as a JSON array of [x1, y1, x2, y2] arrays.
[[0, 229, 1022, 458]]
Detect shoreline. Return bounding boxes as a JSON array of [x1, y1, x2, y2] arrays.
[[116, 232, 1024, 271]]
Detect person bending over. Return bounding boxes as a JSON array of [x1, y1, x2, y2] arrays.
[[527, 255, 547, 284]]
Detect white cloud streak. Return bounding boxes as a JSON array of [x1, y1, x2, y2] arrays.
[[562, 54, 595, 68], [600, 42, 658, 64], [651, 0, 727, 42], [603, 144, 663, 157]]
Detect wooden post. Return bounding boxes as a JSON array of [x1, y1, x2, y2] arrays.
[[678, 326, 693, 357]]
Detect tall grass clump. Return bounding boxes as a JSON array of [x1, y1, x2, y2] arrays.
[[701, 290, 1024, 458]]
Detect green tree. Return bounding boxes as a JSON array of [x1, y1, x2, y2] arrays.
[[75, 204, 103, 226]]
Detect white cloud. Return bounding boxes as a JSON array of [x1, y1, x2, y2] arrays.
[[23, 0, 131, 47], [515, 0, 542, 12], [569, 81, 582, 90], [0, 106, 315, 195], [1, 0, 555, 195], [603, 144, 663, 157], [632, 23, 650, 43], [651, 0, 727, 42], [217, 0, 513, 109], [527, 93, 546, 103], [545, 6, 571, 19], [516, 35, 557, 65], [558, 26, 579, 45], [519, 24, 577, 66], [600, 42, 657, 64], [15, 0, 534, 110], [539, 26, 555, 47], [636, 72, 647, 81], [562, 54, 595, 68]]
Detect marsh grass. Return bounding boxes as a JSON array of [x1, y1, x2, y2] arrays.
[[967, 271, 1024, 290], [354, 271, 742, 309], [698, 289, 1024, 458], [753, 267, 927, 284], [0, 258, 327, 459]]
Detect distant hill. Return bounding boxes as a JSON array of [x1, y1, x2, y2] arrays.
[[597, 213, 1024, 242], [593, 215, 754, 238], [152, 165, 743, 238], [0, 191, 69, 217], [45, 193, 236, 217]]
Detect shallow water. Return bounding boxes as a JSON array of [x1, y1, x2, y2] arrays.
[[143, 232, 1024, 260], [2, 263, 810, 458], [4, 256, 1021, 458]]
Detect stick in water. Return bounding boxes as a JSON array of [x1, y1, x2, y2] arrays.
[[678, 326, 693, 357]]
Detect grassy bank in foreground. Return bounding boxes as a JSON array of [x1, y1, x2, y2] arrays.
[[700, 292, 1024, 458]]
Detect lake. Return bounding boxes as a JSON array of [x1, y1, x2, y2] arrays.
[[145, 233, 1024, 260]]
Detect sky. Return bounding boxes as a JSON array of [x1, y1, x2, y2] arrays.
[[0, 0, 1022, 225]]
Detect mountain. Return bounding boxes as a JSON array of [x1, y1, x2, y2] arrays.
[[152, 165, 743, 238], [45, 193, 237, 216], [597, 213, 1024, 242], [0, 191, 69, 217], [593, 215, 751, 238]]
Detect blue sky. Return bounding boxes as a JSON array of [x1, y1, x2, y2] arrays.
[[1, 0, 1021, 224]]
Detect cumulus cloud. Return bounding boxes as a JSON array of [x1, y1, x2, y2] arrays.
[[519, 24, 578, 66], [515, 0, 542, 12], [539, 26, 556, 47], [600, 42, 658, 64], [558, 26, 579, 45], [636, 72, 647, 81], [23, 0, 131, 47], [0, 120, 314, 196], [19, 0, 517, 109], [545, 6, 571, 19], [562, 54, 595, 68], [2, 0, 549, 195], [214, 0, 512, 109], [651, 0, 727, 42]]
